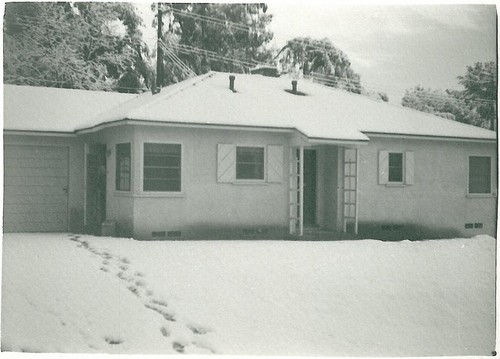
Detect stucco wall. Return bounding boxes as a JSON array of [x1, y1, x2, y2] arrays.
[[128, 126, 290, 239], [357, 137, 497, 237], [4, 134, 85, 232]]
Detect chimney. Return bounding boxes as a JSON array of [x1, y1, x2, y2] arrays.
[[292, 80, 298, 94], [229, 75, 236, 92]]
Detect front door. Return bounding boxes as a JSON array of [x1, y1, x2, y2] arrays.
[[85, 144, 107, 234], [303, 149, 317, 226]]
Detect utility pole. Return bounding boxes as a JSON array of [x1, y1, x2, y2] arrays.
[[155, 5, 163, 94]]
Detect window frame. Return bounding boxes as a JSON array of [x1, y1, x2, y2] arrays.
[[467, 155, 492, 196], [115, 143, 132, 192], [235, 145, 266, 182], [387, 151, 404, 185], [141, 141, 183, 195]]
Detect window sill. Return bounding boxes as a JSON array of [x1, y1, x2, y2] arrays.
[[114, 191, 133, 197], [114, 192, 186, 198], [466, 193, 496, 198], [232, 180, 268, 186], [138, 191, 186, 198], [385, 183, 406, 187]]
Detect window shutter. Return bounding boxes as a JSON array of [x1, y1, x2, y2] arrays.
[[378, 150, 389, 184], [405, 151, 415, 185], [267, 145, 284, 183], [217, 144, 235, 183]]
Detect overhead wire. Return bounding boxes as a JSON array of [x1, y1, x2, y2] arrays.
[[159, 41, 197, 78], [307, 72, 496, 105], [5, 10, 497, 106], [169, 8, 251, 32]]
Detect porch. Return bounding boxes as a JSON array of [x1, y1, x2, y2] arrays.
[[288, 144, 360, 237]]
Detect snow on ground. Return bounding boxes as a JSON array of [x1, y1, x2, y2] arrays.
[[1, 233, 496, 356]]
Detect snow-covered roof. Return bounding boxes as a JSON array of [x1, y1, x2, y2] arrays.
[[4, 73, 496, 142], [3, 84, 135, 133]]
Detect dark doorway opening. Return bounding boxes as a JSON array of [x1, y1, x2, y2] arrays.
[[85, 144, 107, 235], [303, 149, 317, 226]]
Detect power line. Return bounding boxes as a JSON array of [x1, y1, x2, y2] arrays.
[[307, 72, 496, 105], [159, 41, 197, 78], [5, 12, 497, 104], [168, 42, 266, 69], [169, 8, 251, 32]]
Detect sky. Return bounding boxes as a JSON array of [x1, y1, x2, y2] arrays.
[[137, 2, 497, 103]]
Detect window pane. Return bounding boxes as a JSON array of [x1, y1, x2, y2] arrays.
[[237, 163, 264, 179], [144, 179, 180, 192], [236, 147, 264, 180], [388, 152, 403, 182], [116, 143, 131, 191], [469, 156, 491, 194], [144, 167, 180, 179], [143, 143, 181, 192], [144, 143, 180, 155], [144, 155, 180, 167]]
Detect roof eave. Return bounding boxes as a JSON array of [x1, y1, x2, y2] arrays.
[[363, 131, 497, 143], [4, 129, 77, 137]]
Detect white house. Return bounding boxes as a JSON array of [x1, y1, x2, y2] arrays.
[[3, 72, 497, 239]]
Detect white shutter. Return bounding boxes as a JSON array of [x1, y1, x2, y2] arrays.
[[378, 150, 389, 185], [405, 151, 415, 185], [217, 144, 235, 183], [267, 145, 284, 183]]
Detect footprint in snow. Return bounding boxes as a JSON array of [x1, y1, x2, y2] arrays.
[[172, 341, 185, 353], [104, 336, 123, 345], [151, 298, 168, 307], [117, 271, 134, 282], [127, 285, 140, 296], [119, 264, 129, 271], [144, 303, 176, 322], [160, 326, 170, 337], [188, 324, 210, 335]]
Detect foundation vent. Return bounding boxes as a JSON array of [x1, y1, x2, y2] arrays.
[[152, 231, 166, 238], [381, 224, 404, 231], [167, 231, 182, 238]]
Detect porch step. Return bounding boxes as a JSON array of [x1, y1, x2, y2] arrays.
[[303, 226, 323, 235]]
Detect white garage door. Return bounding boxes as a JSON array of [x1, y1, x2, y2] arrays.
[[4, 145, 69, 232]]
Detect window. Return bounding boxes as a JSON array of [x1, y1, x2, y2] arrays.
[[378, 150, 414, 185], [388, 152, 403, 183], [116, 143, 131, 191], [143, 143, 181, 192], [236, 146, 264, 180], [469, 156, 491, 194]]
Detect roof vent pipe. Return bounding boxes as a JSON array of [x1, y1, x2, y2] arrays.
[[292, 80, 298, 94], [229, 75, 236, 92]]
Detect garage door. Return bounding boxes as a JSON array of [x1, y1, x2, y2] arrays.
[[4, 145, 69, 232]]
